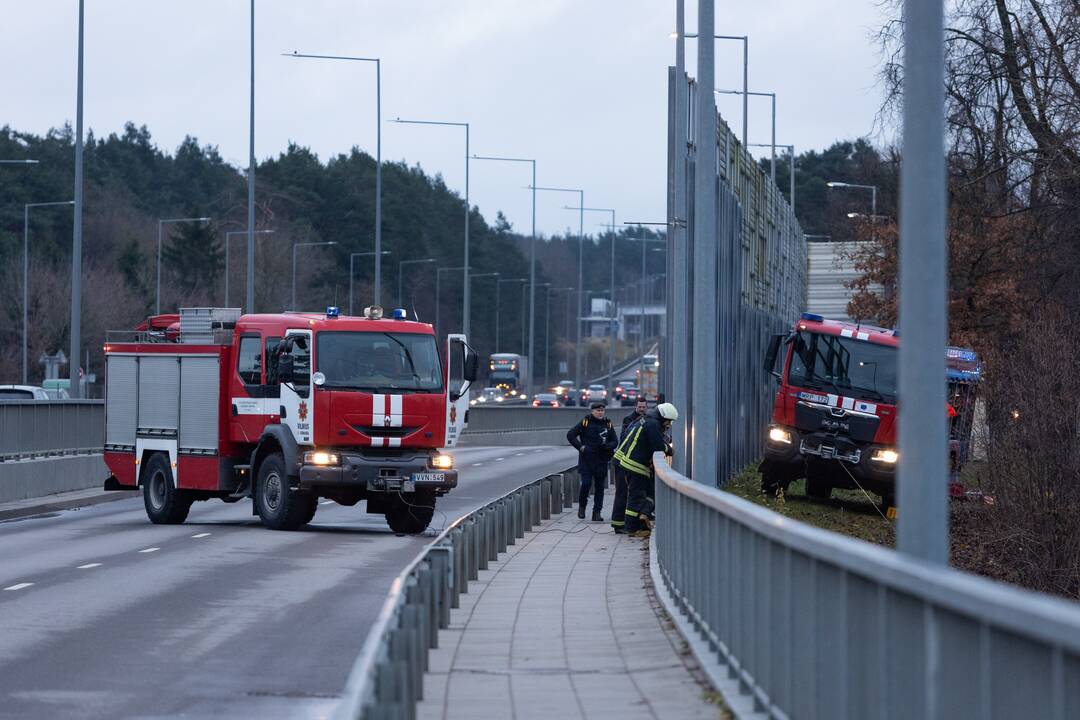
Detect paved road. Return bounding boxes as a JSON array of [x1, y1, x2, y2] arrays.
[[0, 446, 575, 720]]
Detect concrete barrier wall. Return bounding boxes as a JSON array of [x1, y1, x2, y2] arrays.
[[0, 454, 108, 504]]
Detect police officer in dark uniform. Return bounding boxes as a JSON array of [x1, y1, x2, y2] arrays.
[[614, 402, 678, 537], [567, 401, 617, 521]]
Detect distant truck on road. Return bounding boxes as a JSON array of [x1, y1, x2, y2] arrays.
[[102, 306, 478, 533], [487, 353, 529, 400]]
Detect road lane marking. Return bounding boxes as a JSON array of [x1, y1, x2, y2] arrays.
[[515, 452, 524, 456], [320, 500, 334, 505], [138, 547, 160, 553], [191, 533, 211, 538], [4, 583, 33, 591], [495, 457, 505, 462], [472, 463, 484, 467], [77, 563, 102, 569], [534, 449, 543, 453]]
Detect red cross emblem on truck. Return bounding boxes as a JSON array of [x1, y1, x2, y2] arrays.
[[298, 401, 308, 421], [450, 406, 457, 423]]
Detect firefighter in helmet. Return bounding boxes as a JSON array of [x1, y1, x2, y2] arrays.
[[614, 402, 678, 538]]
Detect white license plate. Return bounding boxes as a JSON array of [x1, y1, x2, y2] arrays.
[[411, 472, 445, 484]]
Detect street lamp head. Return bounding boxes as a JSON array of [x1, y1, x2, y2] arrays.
[[826, 182, 848, 188]]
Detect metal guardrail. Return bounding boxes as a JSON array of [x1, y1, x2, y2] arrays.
[[653, 456, 1080, 719], [0, 400, 104, 461], [335, 466, 578, 720]]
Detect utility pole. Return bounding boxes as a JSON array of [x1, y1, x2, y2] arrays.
[[69, 0, 85, 398]]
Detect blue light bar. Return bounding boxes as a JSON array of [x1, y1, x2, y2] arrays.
[[393, 308, 407, 320], [326, 306, 340, 318], [800, 312, 824, 323]]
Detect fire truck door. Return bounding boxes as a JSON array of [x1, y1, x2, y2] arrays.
[[279, 329, 313, 446], [444, 334, 474, 448]]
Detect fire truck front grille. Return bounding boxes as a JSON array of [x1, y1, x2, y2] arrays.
[[352, 425, 418, 439]]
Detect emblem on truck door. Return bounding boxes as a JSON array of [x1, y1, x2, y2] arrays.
[[298, 401, 308, 421], [450, 406, 457, 423]]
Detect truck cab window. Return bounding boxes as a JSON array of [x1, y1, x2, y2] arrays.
[[237, 336, 262, 385], [286, 335, 311, 398], [264, 337, 281, 385]]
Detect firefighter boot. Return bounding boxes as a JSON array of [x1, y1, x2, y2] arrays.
[[592, 508, 603, 522], [578, 505, 586, 519]]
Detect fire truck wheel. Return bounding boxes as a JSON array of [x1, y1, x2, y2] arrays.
[[142, 453, 192, 525], [255, 452, 314, 531], [299, 496, 318, 526], [385, 493, 435, 534]]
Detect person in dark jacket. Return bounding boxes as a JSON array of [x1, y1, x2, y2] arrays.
[[567, 402, 617, 521], [614, 402, 678, 537], [610, 397, 649, 533]]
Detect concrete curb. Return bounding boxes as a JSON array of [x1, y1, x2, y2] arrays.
[[648, 536, 768, 720], [0, 488, 139, 522]]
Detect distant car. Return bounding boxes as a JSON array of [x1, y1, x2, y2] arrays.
[[554, 380, 577, 407], [619, 385, 641, 407], [531, 392, 561, 408], [470, 387, 506, 406], [0, 385, 51, 401], [613, 381, 635, 401], [585, 384, 608, 404]]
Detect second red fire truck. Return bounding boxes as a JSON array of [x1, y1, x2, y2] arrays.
[[102, 306, 478, 533]]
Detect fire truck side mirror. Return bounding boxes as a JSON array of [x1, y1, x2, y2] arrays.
[[463, 349, 479, 383], [764, 334, 783, 379], [278, 353, 294, 384]]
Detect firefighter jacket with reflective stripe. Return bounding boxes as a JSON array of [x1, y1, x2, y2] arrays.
[[621, 410, 646, 436], [567, 415, 617, 471], [614, 416, 669, 477]]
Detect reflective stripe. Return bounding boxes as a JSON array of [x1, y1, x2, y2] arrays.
[[624, 509, 640, 517], [610, 520, 625, 526]]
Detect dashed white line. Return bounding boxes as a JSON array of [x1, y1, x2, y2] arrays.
[[4, 583, 33, 591], [533, 449, 543, 453], [472, 462, 484, 467], [77, 563, 102, 569], [495, 457, 506, 462], [138, 547, 160, 554], [514, 452, 525, 456], [320, 500, 334, 506], [191, 533, 211, 538]]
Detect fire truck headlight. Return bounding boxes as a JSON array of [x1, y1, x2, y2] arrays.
[[305, 451, 340, 466], [767, 427, 792, 445], [871, 449, 899, 464], [431, 453, 454, 470]]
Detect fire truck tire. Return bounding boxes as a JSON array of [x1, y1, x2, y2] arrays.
[[255, 452, 314, 531], [385, 493, 435, 534], [299, 496, 318, 526], [142, 453, 192, 525]]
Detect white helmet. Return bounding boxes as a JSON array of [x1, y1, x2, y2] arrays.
[[656, 402, 679, 421]]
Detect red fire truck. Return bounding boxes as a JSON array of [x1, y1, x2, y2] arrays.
[[760, 313, 981, 511], [102, 306, 478, 533]]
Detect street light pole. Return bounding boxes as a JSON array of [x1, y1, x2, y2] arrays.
[[435, 266, 468, 337], [287, 51, 383, 304], [398, 258, 436, 310], [157, 217, 211, 314], [392, 118, 471, 336], [826, 181, 877, 217], [751, 142, 795, 212], [24, 200, 74, 383], [680, 33, 749, 147], [246, 0, 256, 314], [495, 278, 526, 354], [571, 206, 616, 393], [472, 154, 537, 396], [350, 250, 391, 315], [715, 88, 776, 183], [291, 241, 337, 310], [225, 229, 274, 307], [533, 186, 585, 388], [69, 0, 85, 398]]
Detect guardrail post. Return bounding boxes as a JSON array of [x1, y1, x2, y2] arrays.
[[531, 485, 542, 527], [466, 519, 479, 582], [476, 511, 489, 572], [537, 479, 548, 518], [449, 529, 464, 606], [429, 546, 452, 630], [563, 472, 574, 509], [497, 500, 509, 553], [551, 472, 563, 514], [486, 506, 499, 562], [514, 490, 525, 539]]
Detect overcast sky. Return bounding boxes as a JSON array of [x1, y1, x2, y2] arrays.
[[3, 1, 889, 237]]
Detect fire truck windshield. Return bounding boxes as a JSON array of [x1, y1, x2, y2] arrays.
[[316, 331, 444, 393], [788, 331, 897, 404]]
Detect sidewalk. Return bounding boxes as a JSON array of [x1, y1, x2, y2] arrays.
[[0, 486, 136, 522], [417, 490, 726, 720]]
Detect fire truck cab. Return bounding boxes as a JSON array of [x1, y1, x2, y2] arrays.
[[103, 306, 478, 533]]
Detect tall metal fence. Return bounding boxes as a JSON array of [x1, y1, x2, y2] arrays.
[[665, 67, 806, 485], [0, 400, 103, 461], [653, 457, 1080, 719]]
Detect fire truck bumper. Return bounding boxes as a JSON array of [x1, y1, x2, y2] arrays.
[[297, 454, 458, 494], [764, 427, 897, 493]]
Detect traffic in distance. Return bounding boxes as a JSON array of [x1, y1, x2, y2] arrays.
[[761, 312, 982, 515], [100, 305, 478, 534]]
